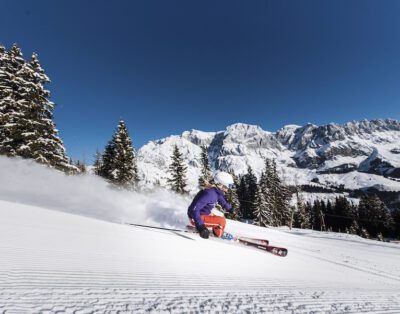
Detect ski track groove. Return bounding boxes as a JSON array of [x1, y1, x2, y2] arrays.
[[287, 243, 400, 284], [1, 270, 400, 313]]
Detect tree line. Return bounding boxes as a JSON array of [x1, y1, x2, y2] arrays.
[[297, 195, 399, 240]]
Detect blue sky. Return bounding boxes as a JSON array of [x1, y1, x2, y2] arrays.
[[1, 0, 400, 162]]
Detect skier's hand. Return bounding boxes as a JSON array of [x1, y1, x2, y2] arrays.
[[197, 224, 210, 239]]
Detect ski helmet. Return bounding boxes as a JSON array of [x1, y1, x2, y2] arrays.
[[213, 171, 234, 188]]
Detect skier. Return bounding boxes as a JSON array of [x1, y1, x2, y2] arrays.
[[188, 171, 235, 239]]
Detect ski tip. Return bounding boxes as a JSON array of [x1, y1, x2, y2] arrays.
[[275, 249, 288, 257]]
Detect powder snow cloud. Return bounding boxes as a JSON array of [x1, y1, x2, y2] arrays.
[[0, 156, 190, 228]]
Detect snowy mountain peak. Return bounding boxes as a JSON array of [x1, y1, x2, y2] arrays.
[[224, 123, 266, 135], [137, 119, 400, 193], [181, 129, 216, 146]]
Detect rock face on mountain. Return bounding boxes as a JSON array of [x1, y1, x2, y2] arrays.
[[137, 119, 400, 193]]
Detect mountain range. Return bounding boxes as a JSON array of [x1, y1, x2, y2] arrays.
[[137, 119, 400, 196]]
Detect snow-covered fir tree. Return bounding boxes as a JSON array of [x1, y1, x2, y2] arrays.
[[224, 171, 241, 220], [358, 194, 394, 237], [271, 159, 292, 226], [259, 159, 276, 225], [360, 227, 370, 239], [349, 220, 360, 235], [238, 166, 258, 219], [253, 184, 273, 227], [198, 145, 212, 189], [0, 44, 24, 156], [260, 158, 291, 227], [98, 120, 139, 189], [167, 145, 188, 194], [0, 44, 77, 173], [293, 187, 311, 229], [333, 196, 354, 232]]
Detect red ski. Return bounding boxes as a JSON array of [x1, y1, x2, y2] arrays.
[[237, 237, 288, 257], [186, 225, 287, 257]]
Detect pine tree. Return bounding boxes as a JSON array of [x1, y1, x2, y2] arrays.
[[0, 44, 25, 156], [270, 160, 291, 226], [311, 200, 321, 230], [74, 160, 87, 174], [294, 188, 311, 229], [0, 44, 77, 173], [243, 166, 258, 219], [253, 184, 273, 227], [93, 149, 103, 176], [360, 227, 370, 239], [358, 194, 394, 237], [260, 159, 276, 226], [334, 196, 353, 232], [225, 171, 242, 220], [99, 120, 139, 189], [391, 207, 400, 240], [198, 145, 212, 188], [167, 145, 188, 194], [237, 175, 248, 218], [349, 220, 359, 235]]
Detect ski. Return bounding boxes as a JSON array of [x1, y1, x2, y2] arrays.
[[236, 238, 288, 257], [237, 236, 269, 246], [124, 222, 287, 257], [186, 225, 287, 257]]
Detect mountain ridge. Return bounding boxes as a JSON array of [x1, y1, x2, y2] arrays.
[[137, 118, 400, 194]]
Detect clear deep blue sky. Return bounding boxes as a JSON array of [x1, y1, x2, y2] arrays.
[[1, 0, 400, 162]]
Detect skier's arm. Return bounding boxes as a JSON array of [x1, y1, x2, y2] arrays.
[[217, 194, 233, 213]]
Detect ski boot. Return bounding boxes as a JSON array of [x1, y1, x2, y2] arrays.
[[220, 231, 234, 240]]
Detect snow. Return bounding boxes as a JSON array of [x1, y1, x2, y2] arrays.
[[318, 171, 400, 192], [137, 120, 400, 194], [1, 156, 400, 312]]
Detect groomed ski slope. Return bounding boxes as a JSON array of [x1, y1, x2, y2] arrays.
[[1, 157, 400, 313]]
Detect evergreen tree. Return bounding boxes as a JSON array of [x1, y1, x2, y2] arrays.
[[243, 165, 258, 219], [349, 220, 360, 235], [167, 145, 188, 194], [358, 194, 394, 237], [311, 200, 322, 230], [225, 171, 242, 220], [99, 138, 117, 181], [253, 184, 273, 227], [293, 188, 311, 229], [99, 120, 139, 189], [391, 207, 400, 239], [74, 160, 87, 174], [198, 145, 212, 188], [334, 196, 353, 232], [0, 44, 77, 173], [304, 201, 314, 228], [237, 175, 249, 218], [360, 227, 370, 239], [270, 160, 291, 226], [0, 44, 25, 156], [93, 149, 103, 176], [259, 159, 275, 226]]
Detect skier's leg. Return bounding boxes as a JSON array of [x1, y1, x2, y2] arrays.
[[201, 215, 226, 237]]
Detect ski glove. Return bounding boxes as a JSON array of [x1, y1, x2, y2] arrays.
[[197, 224, 210, 239]]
